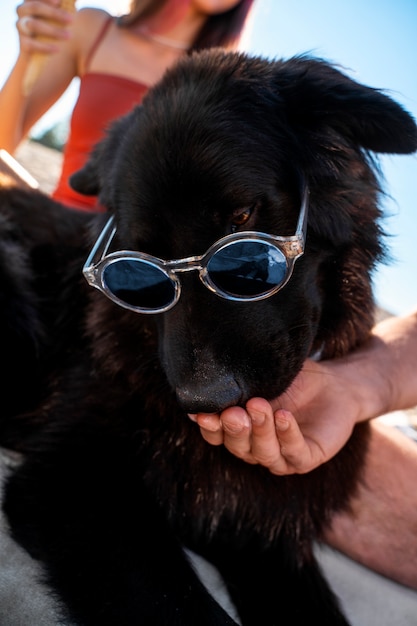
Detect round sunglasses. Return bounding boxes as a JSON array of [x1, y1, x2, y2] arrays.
[[83, 187, 309, 314]]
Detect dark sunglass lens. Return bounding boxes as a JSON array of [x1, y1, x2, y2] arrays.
[[207, 241, 287, 297], [103, 259, 175, 309]]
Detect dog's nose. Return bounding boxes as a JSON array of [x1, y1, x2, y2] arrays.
[[175, 376, 244, 413]]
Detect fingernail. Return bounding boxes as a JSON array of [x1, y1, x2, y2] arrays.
[[222, 414, 250, 433], [222, 422, 244, 434], [275, 412, 290, 431], [249, 410, 265, 426]]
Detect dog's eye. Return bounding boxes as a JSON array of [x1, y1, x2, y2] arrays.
[[231, 207, 252, 232]]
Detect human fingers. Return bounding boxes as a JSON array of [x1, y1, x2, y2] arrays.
[[273, 399, 360, 474], [188, 412, 225, 446], [191, 400, 326, 474], [217, 406, 255, 462], [17, 0, 75, 24], [244, 398, 319, 474], [220, 398, 319, 474], [271, 408, 325, 473], [190, 407, 254, 457], [16, 0, 74, 54], [238, 397, 285, 467]]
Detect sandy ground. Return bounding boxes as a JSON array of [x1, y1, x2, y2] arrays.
[[15, 140, 63, 195]]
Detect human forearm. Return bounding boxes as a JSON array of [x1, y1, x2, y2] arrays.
[[341, 309, 417, 422], [0, 0, 76, 153], [319, 311, 417, 588], [0, 55, 33, 152], [324, 420, 417, 589]]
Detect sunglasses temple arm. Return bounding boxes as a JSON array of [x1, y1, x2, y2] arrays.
[[83, 216, 117, 270], [296, 182, 309, 243]]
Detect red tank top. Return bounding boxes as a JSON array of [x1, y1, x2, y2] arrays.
[[52, 18, 148, 211]]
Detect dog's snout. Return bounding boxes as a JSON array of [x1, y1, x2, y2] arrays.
[[175, 376, 245, 413]]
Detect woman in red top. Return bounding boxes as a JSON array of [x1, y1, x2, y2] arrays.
[[0, 0, 255, 210]]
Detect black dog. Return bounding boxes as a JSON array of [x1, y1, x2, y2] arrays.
[[0, 50, 416, 625]]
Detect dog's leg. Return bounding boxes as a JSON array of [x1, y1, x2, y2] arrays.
[[3, 426, 239, 626], [210, 544, 351, 626]]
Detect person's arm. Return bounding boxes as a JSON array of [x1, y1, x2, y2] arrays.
[[0, 0, 76, 152], [189, 310, 417, 588], [324, 420, 417, 589], [190, 310, 417, 473]]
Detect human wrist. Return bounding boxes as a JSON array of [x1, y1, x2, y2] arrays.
[[327, 331, 394, 426], [352, 334, 393, 420], [353, 310, 417, 420]]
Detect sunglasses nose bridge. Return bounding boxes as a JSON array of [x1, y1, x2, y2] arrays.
[[167, 255, 204, 275]]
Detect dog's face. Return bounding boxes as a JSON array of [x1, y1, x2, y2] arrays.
[[72, 51, 417, 413]]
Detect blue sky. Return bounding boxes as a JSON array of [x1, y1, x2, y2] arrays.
[[1, 0, 416, 315]]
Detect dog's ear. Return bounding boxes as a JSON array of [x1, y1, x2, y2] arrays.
[[279, 56, 417, 154], [69, 152, 101, 196], [69, 108, 139, 199]]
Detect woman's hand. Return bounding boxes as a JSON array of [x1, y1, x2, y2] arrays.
[[16, 0, 75, 55]]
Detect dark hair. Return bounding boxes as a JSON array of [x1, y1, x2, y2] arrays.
[[192, 0, 255, 50], [118, 0, 255, 51]]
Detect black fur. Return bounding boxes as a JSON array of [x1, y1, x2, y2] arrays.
[[1, 51, 416, 625]]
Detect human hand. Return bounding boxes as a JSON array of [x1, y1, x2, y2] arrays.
[[189, 359, 360, 474], [16, 0, 75, 55]]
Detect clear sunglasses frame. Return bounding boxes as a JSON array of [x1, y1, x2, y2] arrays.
[[83, 184, 309, 314]]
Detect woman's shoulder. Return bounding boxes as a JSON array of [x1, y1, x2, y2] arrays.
[[71, 8, 114, 71], [74, 7, 113, 31]]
